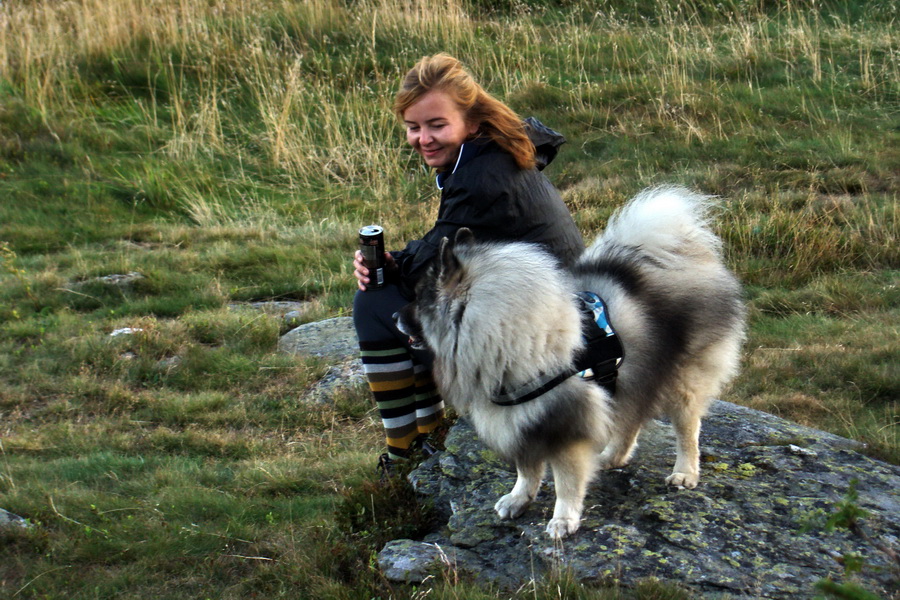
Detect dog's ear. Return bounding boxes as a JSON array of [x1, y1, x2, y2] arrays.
[[438, 236, 460, 278], [438, 231, 472, 297], [454, 227, 475, 248]]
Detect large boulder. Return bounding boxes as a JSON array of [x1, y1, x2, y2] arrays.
[[278, 317, 366, 402], [379, 401, 899, 597], [277, 316, 357, 359]]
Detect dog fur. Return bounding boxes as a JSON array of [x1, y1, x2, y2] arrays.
[[396, 186, 746, 538]]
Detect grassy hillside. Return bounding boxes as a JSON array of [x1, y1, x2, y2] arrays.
[[0, 0, 897, 598]]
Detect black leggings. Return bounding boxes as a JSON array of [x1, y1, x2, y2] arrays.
[[353, 285, 441, 458], [352, 284, 433, 368]]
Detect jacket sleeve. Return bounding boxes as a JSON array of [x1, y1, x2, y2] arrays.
[[390, 183, 491, 296]]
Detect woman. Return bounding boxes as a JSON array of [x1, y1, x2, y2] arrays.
[[353, 53, 584, 472]]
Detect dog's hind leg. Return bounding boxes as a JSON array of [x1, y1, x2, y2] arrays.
[[546, 440, 597, 538], [494, 460, 544, 520], [597, 421, 641, 470]]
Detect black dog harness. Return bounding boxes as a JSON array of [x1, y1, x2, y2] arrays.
[[492, 292, 624, 406]]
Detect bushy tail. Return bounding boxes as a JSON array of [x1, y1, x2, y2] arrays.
[[586, 186, 723, 264]]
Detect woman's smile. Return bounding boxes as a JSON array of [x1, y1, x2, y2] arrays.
[[403, 90, 478, 170]]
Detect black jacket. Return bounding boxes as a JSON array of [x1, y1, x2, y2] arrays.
[[391, 119, 584, 299]]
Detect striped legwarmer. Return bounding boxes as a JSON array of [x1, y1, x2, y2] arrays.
[[359, 340, 444, 460]]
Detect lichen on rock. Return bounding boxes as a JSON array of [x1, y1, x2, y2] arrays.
[[379, 401, 900, 598]]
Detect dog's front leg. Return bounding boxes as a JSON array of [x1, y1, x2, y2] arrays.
[[546, 440, 597, 538], [494, 460, 544, 520], [666, 407, 702, 489]]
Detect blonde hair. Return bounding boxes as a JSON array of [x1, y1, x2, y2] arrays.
[[394, 53, 536, 170]]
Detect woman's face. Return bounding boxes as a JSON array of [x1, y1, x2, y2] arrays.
[[403, 90, 478, 170]]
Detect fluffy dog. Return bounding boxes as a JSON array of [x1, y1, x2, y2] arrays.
[[396, 187, 746, 538]]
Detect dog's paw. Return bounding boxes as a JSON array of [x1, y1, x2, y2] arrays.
[[665, 471, 699, 489], [494, 493, 531, 520], [545, 517, 580, 538], [597, 450, 630, 471]]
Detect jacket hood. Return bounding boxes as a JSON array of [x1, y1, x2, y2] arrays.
[[524, 116, 566, 171]]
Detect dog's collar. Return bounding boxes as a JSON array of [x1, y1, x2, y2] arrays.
[[492, 292, 624, 407]]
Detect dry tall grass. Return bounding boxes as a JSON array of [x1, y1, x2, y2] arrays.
[[0, 0, 464, 203], [4, 0, 896, 203]]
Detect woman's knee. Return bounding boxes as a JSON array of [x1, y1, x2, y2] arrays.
[[353, 285, 408, 341]]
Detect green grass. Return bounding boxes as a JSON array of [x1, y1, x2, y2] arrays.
[[0, 0, 898, 597]]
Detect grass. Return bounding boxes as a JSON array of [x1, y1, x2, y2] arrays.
[[0, 0, 897, 597]]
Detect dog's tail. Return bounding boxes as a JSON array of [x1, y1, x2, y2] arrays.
[[585, 186, 723, 265]]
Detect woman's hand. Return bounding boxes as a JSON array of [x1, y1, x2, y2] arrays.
[[354, 250, 396, 291]]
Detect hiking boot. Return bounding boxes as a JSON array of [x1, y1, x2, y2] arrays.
[[416, 439, 437, 458], [376, 453, 396, 480]]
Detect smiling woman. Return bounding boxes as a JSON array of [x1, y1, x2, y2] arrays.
[[350, 53, 584, 471], [402, 90, 478, 170]]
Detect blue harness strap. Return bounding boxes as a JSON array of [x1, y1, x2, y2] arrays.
[[572, 291, 624, 394], [492, 292, 624, 406]]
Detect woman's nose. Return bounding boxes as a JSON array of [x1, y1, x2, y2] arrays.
[[419, 129, 432, 145]]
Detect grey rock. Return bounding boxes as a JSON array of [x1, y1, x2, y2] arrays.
[[378, 539, 445, 583], [302, 358, 366, 404], [98, 272, 145, 286], [156, 355, 183, 372], [283, 310, 305, 327], [109, 327, 143, 337], [0, 508, 30, 529], [277, 316, 357, 360], [279, 316, 365, 404], [71, 272, 145, 295], [382, 401, 900, 597], [228, 301, 311, 319], [377, 538, 486, 583], [78, 272, 145, 289]]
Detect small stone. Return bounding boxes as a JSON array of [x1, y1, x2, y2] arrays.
[[110, 328, 143, 337], [156, 356, 183, 371], [228, 301, 311, 318], [377, 539, 447, 583], [97, 272, 145, 286], [0, 508, 30, 530]]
